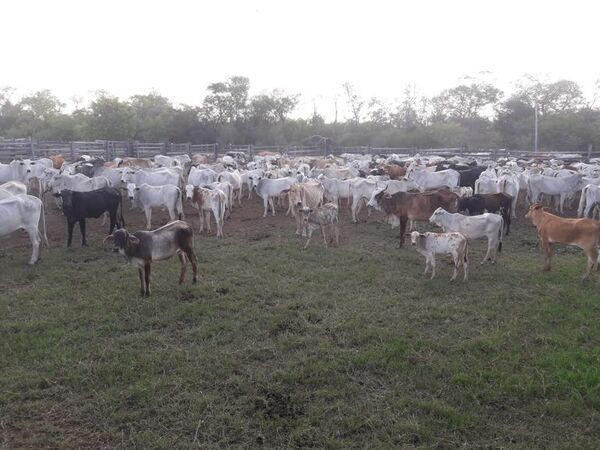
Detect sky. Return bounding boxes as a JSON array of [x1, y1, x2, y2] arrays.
[[2, 0, 599, 120]]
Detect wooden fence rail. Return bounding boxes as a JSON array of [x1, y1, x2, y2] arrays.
[[1, 138, 598, 162]]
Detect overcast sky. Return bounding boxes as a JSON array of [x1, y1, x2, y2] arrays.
[[2, 0, 599, 119]]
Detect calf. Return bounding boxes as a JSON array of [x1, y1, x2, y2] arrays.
[[58, 187, 125, 246], [429, 207, 503, 264], [577, 184, 600, 219], [409, 231, 468, 281], [297, 203, 340, 249], [458, 193, 512, 235], [106, 220, 198, 297], [127, 183, 184, 230], [189, 186, 226, 238], [526, 204, 600, 283]]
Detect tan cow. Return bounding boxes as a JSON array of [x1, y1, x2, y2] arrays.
[[287, 181, 325, 234], [49, 154, 65, 169], [382, 164, 406, 180], [119, 158, 154, 168], [526, 204, 600, 283]]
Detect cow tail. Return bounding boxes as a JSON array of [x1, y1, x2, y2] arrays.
[[40, 200, 49, 248], [498, 217, 503, 252], [578, 185, 588, 217], [176, 188, 184, 220]]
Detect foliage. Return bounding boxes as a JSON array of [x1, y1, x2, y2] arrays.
[[1, 75, 600, 151]]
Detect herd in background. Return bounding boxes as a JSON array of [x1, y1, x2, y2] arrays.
[[2, 148, 600, 294]]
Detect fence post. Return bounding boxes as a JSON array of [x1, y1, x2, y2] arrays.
[[249, 144, 254, 159], [104, 140, 109, 161], [70, 141, 75, 161], [186, 142, 191, 156], [214, 143, 219, 160], [587, 144, 593, 162], [29, 137, 35, 158]]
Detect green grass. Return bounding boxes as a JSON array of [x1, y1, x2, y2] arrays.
[[0, 208, 599, 448]]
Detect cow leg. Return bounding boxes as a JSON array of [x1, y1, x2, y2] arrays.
[[321, 225, 328, 248], [177, 250, 188, 283], [145, 207, 152, 230], [67, 220, 75, 247], [198, 208, 204, 233], [25, 228, 40, 265], [184, 246, 198, 284], [237, 189, 242, 206], [138, 268, 145, 297], [144, 263, 151, 297], [333, 223, 340, 246], [511, 196, 517, 219], [481, 239, 493, 264], [109, 212, 117, 234], [79, 220, 87, 246], [399, 218, 407, 247], [450, 252, 459, 281], [351, 197, 359, 223], [541, 239, 553, 271], [429, 257, 436, 280], [269, 198, 276, 216], [582, 248, 598, 281], [205, 210, 212, 232], [303, 228, 314, 249], [423, 258, 430, 276], [167, 205, 176, 222]]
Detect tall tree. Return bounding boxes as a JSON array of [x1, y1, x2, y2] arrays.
[[342, 82, 364, 125]]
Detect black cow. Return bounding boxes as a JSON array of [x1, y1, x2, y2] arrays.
[[58, 187, 125, 246], [457, 166, 487, 189], [458, 193, 512, 235]]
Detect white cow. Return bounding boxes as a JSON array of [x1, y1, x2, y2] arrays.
[[94, 167, 125, 189], [154, 154, 191, 168], [406, 163, 460, 191], [121, 167, 181, 188], [187, 167, 217, 188], [254, 176, 298, 217], [206, 181, 234, 217], [240, 169, 264, 199], [319, 176, 352, 208], [429, 207, 503, 264], [496, 174, 519, 218], [51, 173, 111, 194], [349, 178, 383, 222], [0, 181, 28, 196], [577, 184, 600, 219], [474, 176, 498, 195], [409, 231, 468, 281], [527, 173, 583, 214], [0, 194, 48, 264], [0, 160, 30, 184], [126, 183, 184, 230], [189, 186, 227, 237], [217, 170, 243, 206]]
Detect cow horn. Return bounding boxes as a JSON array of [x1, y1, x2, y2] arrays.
[[102, 234, 114, 250]]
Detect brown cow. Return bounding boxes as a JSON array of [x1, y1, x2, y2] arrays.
[[49, 154, 65, 169], [368, 189, 458, 246], [118, 158, 154, 168], [526, 204, 600, 283], [382, 164, 406, 180]]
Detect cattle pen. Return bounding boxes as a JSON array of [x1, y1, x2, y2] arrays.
[[1, 180, 598, 448]]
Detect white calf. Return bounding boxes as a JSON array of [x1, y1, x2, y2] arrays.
[[409, 231, 468, 281], [578, 184, 600, 219], [190, 186, 226, 237]]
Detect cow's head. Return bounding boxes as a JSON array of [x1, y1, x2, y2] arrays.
[[185, 184, 195, 200], [126, 183, 139, 200], [59, 189, 72, 208], [105, 228, 139, 254], [298, 205, 313, 224], [249, 176, 262, 189], [368, 186, 387, 211], [525, 203, 545, 223], [409, 231, 426, 247], [428, 207, 446, 227]]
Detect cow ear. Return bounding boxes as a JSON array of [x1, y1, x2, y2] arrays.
[[135, 187, 140, 191], [128, 235, 140, 246], [420, 233, 426, 238]]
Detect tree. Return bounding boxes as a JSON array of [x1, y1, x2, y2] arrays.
[[85, 93, 136, 140], [393, 84, 420, 129], [516, 76, 584, 114], [130, 92, 175, 141], [201, 76, 250, 124], [430, 82, 502, 121], [342, 82, 364, 125]]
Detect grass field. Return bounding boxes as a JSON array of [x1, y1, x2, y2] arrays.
[[1, 198, 599, 448]]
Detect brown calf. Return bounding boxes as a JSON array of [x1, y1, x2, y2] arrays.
[[526, 204, 600, 283]]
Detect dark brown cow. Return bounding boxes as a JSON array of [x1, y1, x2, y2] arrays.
[[458, 193, 512, 235], [368, 189, 458, 246], [106, 220, 198, 297]]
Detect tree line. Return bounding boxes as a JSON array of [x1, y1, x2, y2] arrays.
[[1, 75, 599, 152]]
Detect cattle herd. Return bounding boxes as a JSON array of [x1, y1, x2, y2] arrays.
[[2, 150, 600, 295]]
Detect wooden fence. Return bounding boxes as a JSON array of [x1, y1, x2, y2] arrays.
[[1, 138, 598, 162]]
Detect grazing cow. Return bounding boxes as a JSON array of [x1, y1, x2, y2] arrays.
[[189, 186, 226, 237], [409, 231, 468, 281], [577, 184, 600, 219], [406, 163, 460, 191], [526, 204, 600, 283], [57, 187, 125, 246], [253, 176, 298, 217], [367, 189, 458, 246], [429, 207, 503, 264], [297, 203, 339, 249], [0, 194, 48, 264], [458, 193, 512, 235], [106, 221, 198, 297], [49, 154, 65, 169], [127, 183, 184, 230]]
